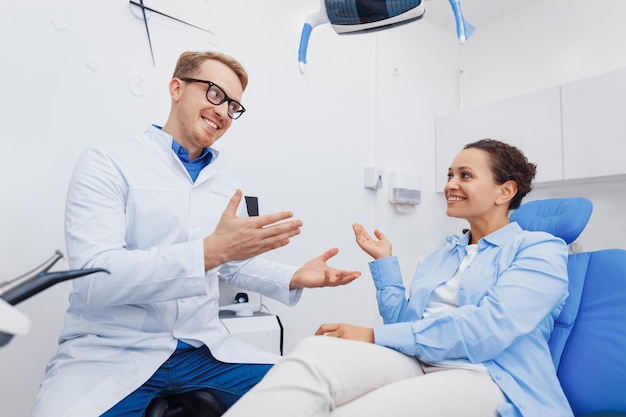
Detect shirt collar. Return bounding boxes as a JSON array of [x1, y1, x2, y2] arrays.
[[171, 140, 214, 164], [149, 124, 219, 163], [446, 222, 522, 253]]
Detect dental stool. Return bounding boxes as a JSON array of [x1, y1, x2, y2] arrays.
[[510, 197, 626, 417], [144, 389, 224, 417]]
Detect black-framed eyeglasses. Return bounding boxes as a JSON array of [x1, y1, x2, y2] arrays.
[[179, 77, 246, 120]]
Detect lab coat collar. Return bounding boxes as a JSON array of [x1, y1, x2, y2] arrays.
[[147, 124, 221, 161], [146, 125, 221, 185]]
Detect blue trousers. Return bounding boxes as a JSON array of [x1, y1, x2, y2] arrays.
[[101, 341, 272, 416]]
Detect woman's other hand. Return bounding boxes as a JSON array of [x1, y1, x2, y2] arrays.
[[315, 323, 374, 343]]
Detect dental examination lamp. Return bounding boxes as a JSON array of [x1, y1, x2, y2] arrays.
[[297, 0, 474, 74], [0, 250, 108, 347]]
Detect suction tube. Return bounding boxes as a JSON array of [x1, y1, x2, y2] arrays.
[[448, 0, 475, 43], [298, 1, 330, 74], [0, 251, 109, 306]]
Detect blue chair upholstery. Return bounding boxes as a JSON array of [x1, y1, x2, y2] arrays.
[[511, 197, 626, 417], [509, 197, 593, 245], [510, 198, 593, 369]]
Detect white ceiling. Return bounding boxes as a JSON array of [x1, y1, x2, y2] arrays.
[[421, 0, 543, 36]]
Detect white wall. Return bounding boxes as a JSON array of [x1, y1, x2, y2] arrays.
[[456, 0, 626, 253], [0, 0, 624, 415], [458, 0, 626, 108]]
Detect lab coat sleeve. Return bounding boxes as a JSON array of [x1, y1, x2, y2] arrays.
[[218, 258, 302, 306], [65, 146, 208, 307], [375, 236, 569, 362]]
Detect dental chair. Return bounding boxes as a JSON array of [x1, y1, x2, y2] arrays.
[[510, 197, 626, 417]]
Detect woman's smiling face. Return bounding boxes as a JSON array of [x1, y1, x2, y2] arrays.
[[444, 147, 502, 222]]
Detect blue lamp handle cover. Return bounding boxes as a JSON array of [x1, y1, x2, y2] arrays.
[[298, 3, 330, 74], [448, 0, 475, 43]]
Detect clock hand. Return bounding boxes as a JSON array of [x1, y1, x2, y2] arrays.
[[129, 1, 215, 33], [134, 0, 155, 67]]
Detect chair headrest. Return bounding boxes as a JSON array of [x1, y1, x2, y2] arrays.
[[509, 197, 593, 244]]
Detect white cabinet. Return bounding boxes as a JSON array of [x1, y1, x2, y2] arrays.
[[435, 68, 626, 189], [435, 86, 563, 191], [561, 67, 626, 180], [220, 311, 283, 356]]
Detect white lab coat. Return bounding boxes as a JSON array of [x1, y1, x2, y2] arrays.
[[31, 126, 301, 417]]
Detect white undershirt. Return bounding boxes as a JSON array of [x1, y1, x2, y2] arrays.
[[422, 244, 488, 373]]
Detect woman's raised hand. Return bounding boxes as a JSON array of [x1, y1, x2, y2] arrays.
[[352, 223, 392, 260]]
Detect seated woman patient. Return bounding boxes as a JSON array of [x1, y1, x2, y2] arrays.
[[222, 139, 573, 417]]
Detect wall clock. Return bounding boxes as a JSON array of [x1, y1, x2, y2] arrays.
[[129, 0, 215, 66]]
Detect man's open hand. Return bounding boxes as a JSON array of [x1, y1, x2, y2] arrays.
[[289, 247, 361, 289], [203, 189, 303, 270]]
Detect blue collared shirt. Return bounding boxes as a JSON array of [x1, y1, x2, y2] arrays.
[[170, 140, 215, 182], [153, 124, 217, 182], [371, 222, 573, 417]]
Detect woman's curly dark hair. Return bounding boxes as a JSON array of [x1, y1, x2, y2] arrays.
[[463, 139, 537, 210]]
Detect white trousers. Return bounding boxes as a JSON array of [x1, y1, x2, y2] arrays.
[[223, 335, 505, 417]]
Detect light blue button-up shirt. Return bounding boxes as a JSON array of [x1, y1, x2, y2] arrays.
[[371, 222, 574, 417]]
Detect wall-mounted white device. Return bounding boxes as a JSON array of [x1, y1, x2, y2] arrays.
[[364, 166, 383, 189], [389, 170, 421, 206]]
